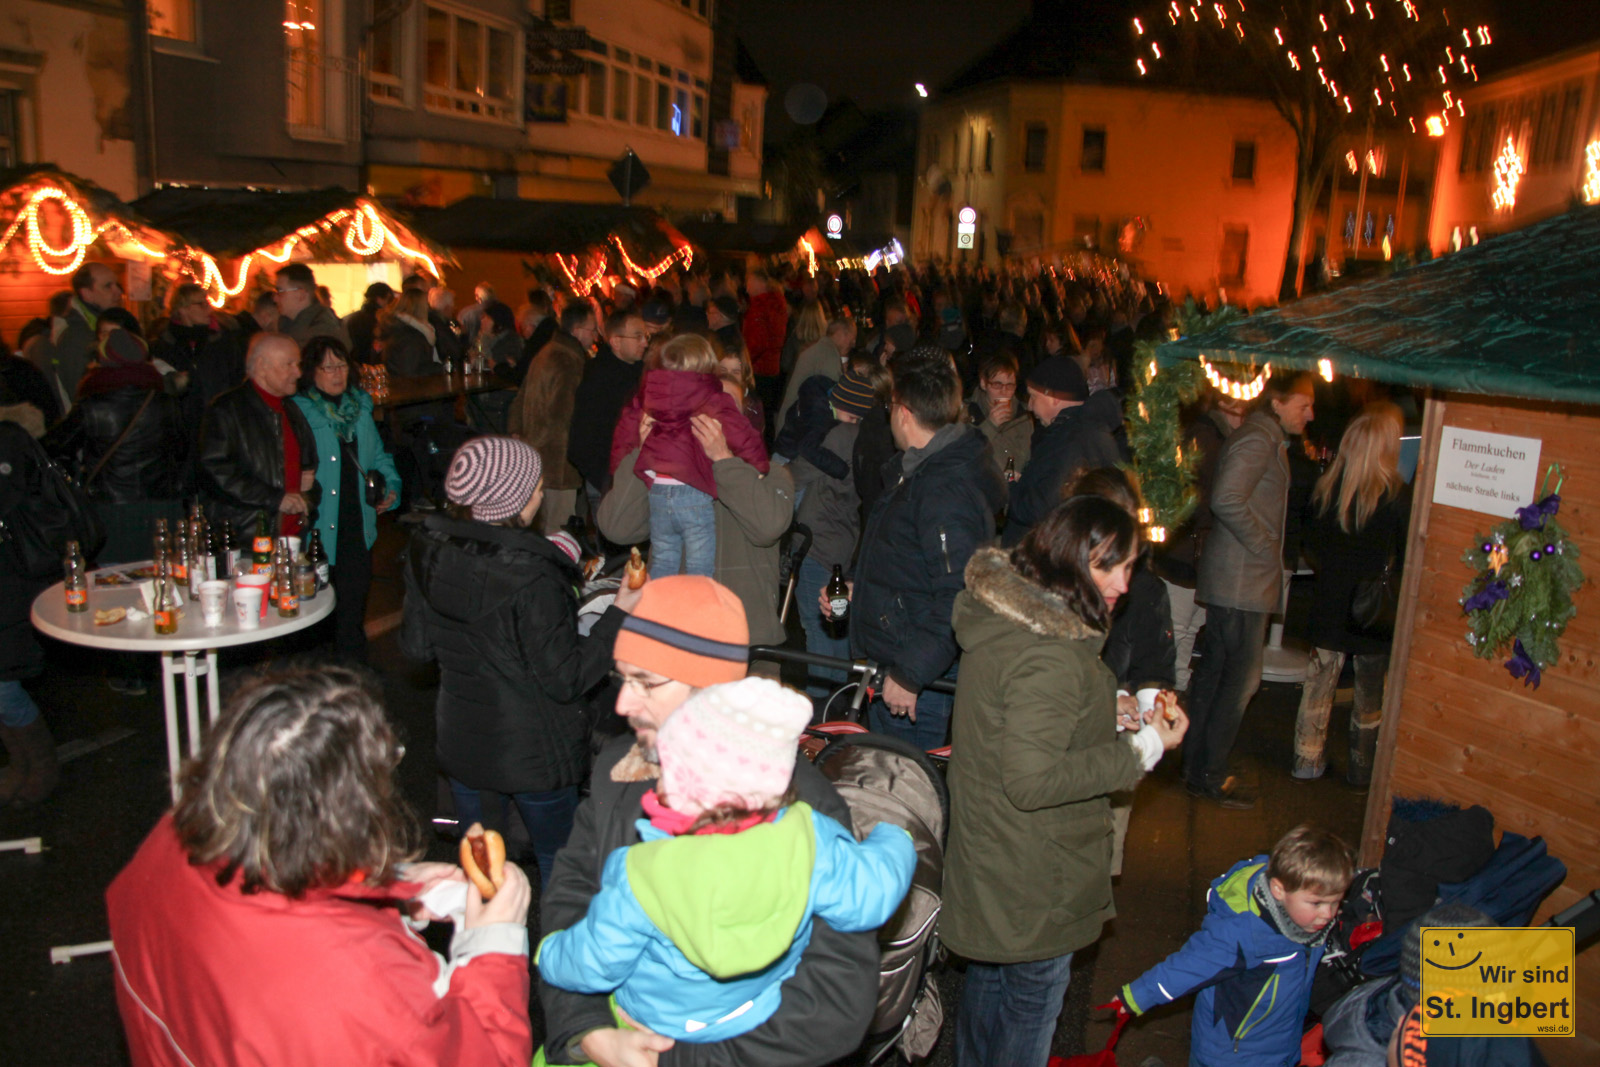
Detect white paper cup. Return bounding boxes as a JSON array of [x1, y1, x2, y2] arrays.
[[236, 574, 271, 620], [233, 587, 264, 629], [199, 580, 230, 626], [1136, 687, 1160, 715], [287, 536, 302, 558]]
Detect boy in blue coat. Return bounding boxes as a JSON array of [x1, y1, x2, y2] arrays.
[[1119, 825, 1354, 1067], [536, 677, 915, 1048]]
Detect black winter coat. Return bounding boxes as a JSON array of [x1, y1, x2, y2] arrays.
[[1304, 483, 1411, 655], [151, 322, 246, 437], [47, 371, 187, 504], [539, 734, 879, 1066], [383, 319, 437, 378], [1003, 394, 1125, 547], [400, 516, 624, 794], [566, 345, 642, 490], [850, 424, 995, 692], [1101, 564, 1177, 692], [343, 303, 383, 363], [195, 383, 320, 532], [851, 404, 897, 524], [0, 422, 49, 682]]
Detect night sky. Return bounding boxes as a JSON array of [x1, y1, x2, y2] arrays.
[[738, 0, 1600, 140]]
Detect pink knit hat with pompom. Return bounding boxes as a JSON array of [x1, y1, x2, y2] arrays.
[[655, 677, 812, 817]]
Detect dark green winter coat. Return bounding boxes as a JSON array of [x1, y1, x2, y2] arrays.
[[941, 546, 1145, 964]]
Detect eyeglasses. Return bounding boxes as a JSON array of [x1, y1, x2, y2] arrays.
[[275, 286, 304, 295], [608, 669, 675, 695]]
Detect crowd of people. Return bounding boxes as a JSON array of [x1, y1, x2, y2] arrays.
[[0, 249, 1534, 1067]]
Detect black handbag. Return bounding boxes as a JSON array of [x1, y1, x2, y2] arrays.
[[1348, 556, 1399, 641], [0, 423, 107, 578]]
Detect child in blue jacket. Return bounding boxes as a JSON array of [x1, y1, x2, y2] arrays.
[[536, 677, 916, 1046], [1119, 825, 1354, 1067]]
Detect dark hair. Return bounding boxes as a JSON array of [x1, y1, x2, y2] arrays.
[[276, 262, 316, 289], [484, 301, 516, 335], [1260, 369, 1316, 409], [978, 350, 1019, 383], [605, 309, 643, 337], [679, 782, 799, 835], [445, 501, 536, 530], [889, 345, 961, 430], [98, 306, 142, 334], [560, 300, 596, 333], [1069, 466, 1141, 516], [253, 289, 278, 313], [299, 335, 352, 392], [172, 665, 419, 898], [169, 282, 207, 313], [71, 263, 101, 295], [48, 290, 73, 317], [526, 289, 552, 314], [1011, 495, 1137, 632]]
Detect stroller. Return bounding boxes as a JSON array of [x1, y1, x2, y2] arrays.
[[805, 729, 950, 1063]]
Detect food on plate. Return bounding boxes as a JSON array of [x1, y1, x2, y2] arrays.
[[458, 822, 506, 900], [625, 546, 648, 590], [94, 607, 128, 626], [94, 572, 132, 586]]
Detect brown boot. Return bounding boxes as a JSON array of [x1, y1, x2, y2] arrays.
[[11, 719, 58, 807], [0, 725, 26, 806]]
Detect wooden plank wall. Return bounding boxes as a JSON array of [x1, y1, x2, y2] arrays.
[[1363, 393, 1599, 1065]]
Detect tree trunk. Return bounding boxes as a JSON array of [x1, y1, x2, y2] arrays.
[[1279, 118, 1331, 302]]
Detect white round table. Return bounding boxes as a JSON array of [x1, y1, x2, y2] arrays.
[[31, 563, 335, 801]]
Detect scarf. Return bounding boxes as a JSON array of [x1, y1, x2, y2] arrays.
[[639, 787, 775, 837], [1251, 875, 1333, 946], [303, 385, 363, 443], [252, 381, 304, 538]]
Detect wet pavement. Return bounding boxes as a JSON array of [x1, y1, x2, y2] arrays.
[[0, 540, 1365, 1067]]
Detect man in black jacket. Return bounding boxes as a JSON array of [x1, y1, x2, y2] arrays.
[[196, 333, 319, 536], [566, 310, 645, 499], [540, 575, 879, 1067], [1002, 355, 1124, 547], [830, 348, 994, 750], [341, 281, 394, 363], [151, 283, 247, 428]]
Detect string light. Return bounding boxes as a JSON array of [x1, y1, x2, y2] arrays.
[[1137, 58, 1148, 74], [555, 252, 607, 296], [1199, 355, 1271, 400], [611, 235, 693, 282], [1319, 358, 1335, 382], [798, 236, 817, 277], [0, 184, 171, 276], [1491, 135, 1523, 211], [1426, 115, 1445, 136], [1583, 141, 1600, 206]]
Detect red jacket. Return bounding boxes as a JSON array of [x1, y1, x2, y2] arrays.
[[742, 290, 790, 377], [609, 369, 769, 498], [107, 815, 533, 1067]]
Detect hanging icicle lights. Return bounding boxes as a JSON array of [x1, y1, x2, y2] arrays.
[[1199, 354, 1271, 401], [1491, 135, 1524, 211], [1582, 141, 1600, 206], [0, 184, 169, 276], [1131, 0, 1490, 138]]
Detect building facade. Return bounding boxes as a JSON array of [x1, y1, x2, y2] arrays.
[[1428, 43, 1600, 254], [912, 80, 1299, 308]]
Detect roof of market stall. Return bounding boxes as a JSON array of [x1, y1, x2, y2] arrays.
[[1159, 205, 1600, 407], [0, 165, 178, 274], [411, 197, 685, 258]]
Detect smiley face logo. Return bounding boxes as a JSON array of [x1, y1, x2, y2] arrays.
[[1425, 931, 1483, 971]]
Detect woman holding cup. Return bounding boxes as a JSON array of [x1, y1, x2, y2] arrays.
[[290, 337, 400, 662]]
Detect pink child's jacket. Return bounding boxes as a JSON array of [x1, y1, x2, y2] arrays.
[[608, 369, 770, 498]]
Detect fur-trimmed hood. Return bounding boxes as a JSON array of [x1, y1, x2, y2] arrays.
[[959, 545, 1100, 642]]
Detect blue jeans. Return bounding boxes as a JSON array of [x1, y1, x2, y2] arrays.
[[648, 482, 716, 578], [868, 661, 957, 750], [955, 951, 1075, 1067], [1183, 605, 1269, 792], [449, 779, 579, 890], [796, 557, 850, 699], [0, 680, 40, 728]]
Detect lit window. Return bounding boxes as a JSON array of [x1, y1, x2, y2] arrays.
[[422, 6, 518, 123], [285, 0, 326, 134], [149, 0, 197, 43], [369, 12, 404, 104]]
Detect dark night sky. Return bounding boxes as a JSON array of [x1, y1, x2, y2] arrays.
[[738, 0, 1600, 140]]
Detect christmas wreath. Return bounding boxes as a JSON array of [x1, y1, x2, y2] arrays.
[[1459, 466, 1583, 688]]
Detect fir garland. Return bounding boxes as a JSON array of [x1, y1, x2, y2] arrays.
[[1124, 303, 1251, 533], [1459, 465, 1583, 688]]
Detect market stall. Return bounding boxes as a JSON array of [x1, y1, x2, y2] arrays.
[[1155, 205, 1600, 1066]]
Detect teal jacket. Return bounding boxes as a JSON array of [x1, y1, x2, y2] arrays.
[[290, 389, 400, 565], [536, 802, 914, 1043]]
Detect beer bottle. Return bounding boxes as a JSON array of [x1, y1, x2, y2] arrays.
[[153, 557, 179, 635], [252, 513, 274, 577], [1004, 456, 1017, 483], [274, 539, 299, 618], [222, 521, 240, 578], [296, 552, 317, 601], [826, 564, 850, 638], [64, 540, 88, 613], [152, 517, 169, 572], [307, 530, 330, 590], [187, 527, 206, 600], [172, 526, 190, 587]]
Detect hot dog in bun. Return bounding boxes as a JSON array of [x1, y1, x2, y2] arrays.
[[458, 822, 506, 900]]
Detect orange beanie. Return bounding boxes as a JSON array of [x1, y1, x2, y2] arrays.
[[613, 575, 749, 688]]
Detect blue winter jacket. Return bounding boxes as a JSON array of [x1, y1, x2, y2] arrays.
[[290, 389, 400, 565], [1122, 856, 1326, 1067], [536, 801, 915, 1043]]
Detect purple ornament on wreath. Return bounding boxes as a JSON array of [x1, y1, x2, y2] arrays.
[[1505, 639, 1542, 689], [1515, 493, 1562, 530], [1462, 579, 1509, 613]]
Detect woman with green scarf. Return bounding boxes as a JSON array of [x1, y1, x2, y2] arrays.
[[292, 337, 401, 661]]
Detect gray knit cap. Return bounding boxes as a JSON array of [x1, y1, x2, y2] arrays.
[[445, 435, 542, 523], [1399, 902, 1495, 1005]]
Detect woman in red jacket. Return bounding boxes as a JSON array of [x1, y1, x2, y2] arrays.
[[107, 666, 534, 1067]]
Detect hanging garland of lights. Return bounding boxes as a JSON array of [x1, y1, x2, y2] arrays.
[[1584, 141, 1600, 206], [611, 234, 693, 281], [1199, 353, 1272, 401], [1491, 135, 1524, 211], [1459, 466, 1583, 689], [554, 251, 609, 296], [0, 184, 169, 276]]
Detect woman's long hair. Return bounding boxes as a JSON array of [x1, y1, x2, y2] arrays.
[[1312, 403, 1404, 533], [1011, 495, 1138, 632], [790, 300, 827, 351], [379, 289, 430, 335]]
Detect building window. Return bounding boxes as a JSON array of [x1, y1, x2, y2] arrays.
[[1531, 91, 1559, 168], [610, 65, 630, 121], [1232, 140, 1256, 181], [1554, 85, 1583, 163], [1023, 123, 1047, 172], [0, 90, 19, 169], [369, 10, 404, 104], [1080, 126, 1106, 172], [285, 0, 327, 134], [149, 0, 197, 43], [1219, 225, 1249, 285], [585, 60, 607, 116], [544, 0, 572, 20], [983, 129, 993, 173], [422, 6, 517, 122]]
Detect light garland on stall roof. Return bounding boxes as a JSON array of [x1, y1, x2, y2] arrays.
[[0, 185, 170, 276], [1583, 141, 1600, 206], [610, 235, 693, 282], [555, 251, 608, 296], [1199, 353, 1271, 400]]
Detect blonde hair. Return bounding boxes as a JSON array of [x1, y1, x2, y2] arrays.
[[1268, 824, 1354, 895], [1312, 403, 1404, 533], [379, 289, 430, 332], [791, 300, 827, 350], [657, 332, 720, 374]]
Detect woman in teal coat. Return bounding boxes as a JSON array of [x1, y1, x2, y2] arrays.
[[292, 337, 401, 660]]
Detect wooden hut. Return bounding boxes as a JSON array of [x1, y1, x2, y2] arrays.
[[1162, 205, 1600, 1066]]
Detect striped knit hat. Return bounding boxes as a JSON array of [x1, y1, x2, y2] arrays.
[[445, 435, 543, 523], [829, 370, 877, 419], [614, 575, 748, 688]]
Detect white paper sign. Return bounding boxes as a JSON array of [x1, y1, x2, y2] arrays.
[[1431, 426, 1542, 518]]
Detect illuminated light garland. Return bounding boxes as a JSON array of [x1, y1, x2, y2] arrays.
[[1582, 141, 1600, 205], [611, 235, 693, 283], [1491, 135, 1523, 211], [798, 237, 817, 277], [344, 203, 386, 256], [1319, 358, 1335, 382], [1198, 355, 1270, 401], [555, 252, 608, 296], [0, 185, 171, 276]]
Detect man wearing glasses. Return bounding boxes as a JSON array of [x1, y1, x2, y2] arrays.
[[538, 575, 879, 1067], [274, 263, 352, 351]]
